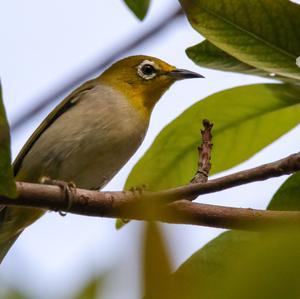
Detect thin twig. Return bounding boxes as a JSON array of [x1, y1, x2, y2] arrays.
[[157, 152, 300, 202], [191, 119, 213, 184]]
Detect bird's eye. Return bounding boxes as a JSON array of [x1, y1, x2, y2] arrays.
[[137, 60, 158, 80], [141, 64, 155, 76]]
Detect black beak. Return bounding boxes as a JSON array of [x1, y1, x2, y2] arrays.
[[169, 68, 204, 80]]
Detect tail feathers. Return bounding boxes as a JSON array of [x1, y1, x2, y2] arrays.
[[0, 206, 45, 263], [0, 206, 26, 263], [0, 207, 22, 263]]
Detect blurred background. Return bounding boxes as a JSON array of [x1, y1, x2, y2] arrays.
[[1, 0, 300, 298]]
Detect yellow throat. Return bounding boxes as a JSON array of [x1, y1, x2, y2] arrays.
[[98, 55, 203, 120]]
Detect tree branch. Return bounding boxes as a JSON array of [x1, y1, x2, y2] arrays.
[[1, 152, 300, 230], [0, 182, 300, 230], [158, 151, 300, 202]]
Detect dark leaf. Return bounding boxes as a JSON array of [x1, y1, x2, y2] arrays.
[[0, 83, 16, 198], [123, 0, 150, 20], [186, 40, 299, 85], [180, 0, 300, 81]]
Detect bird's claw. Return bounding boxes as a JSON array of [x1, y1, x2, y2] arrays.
[[119, 185, 147, 225], [129, 184, 147, 197], [39, 176, 77, 216]]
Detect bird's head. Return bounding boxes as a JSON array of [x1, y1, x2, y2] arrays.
[[99, 55, 204, 119]]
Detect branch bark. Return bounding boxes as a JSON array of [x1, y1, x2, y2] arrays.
[[158, 151, 300, 202], [0, 182, 300, 230], [1, 151, 300, 230]]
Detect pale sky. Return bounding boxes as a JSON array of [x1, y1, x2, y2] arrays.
[[1, 1, 300, 298]]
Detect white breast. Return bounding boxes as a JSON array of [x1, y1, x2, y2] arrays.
[[18, 84, 149, 189]]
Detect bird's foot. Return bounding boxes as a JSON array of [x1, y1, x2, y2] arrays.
[[129, 184, 147, 197], [117, 185, 147, 226], [39, 176, 77, 216]]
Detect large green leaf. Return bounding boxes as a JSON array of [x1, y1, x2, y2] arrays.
[[125, 84, 300, 191], [267, 172, 300, 211], [0, 84, 16, 198], [173, 229, 300, 299], [180, 0, 300, 81], [186, 40, 299, 85], [123, 0, 150, 20]]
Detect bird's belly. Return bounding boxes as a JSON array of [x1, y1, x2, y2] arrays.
[[58, 124, 145, 189], [17, 94, 148, 190]]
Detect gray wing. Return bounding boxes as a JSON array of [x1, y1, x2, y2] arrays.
[[13, 79, 97, 176]]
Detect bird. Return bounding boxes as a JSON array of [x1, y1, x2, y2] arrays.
[[0, 55, 203, 262]]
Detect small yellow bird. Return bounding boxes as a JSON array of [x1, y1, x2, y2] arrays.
[[0, 55, 203, 261]]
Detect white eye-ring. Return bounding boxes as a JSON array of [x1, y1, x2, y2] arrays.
[[137, 60, 158, 80]]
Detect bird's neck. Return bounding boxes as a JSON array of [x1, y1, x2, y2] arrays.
[[98, 77, 169, 121]]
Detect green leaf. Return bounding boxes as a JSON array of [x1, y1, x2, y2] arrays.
[[125, 84, 300, 191], [0, 83, 17, 198], [143, 222, 173, 299], [173, 229, 300, 299], [74, 276, 104, 299], [172, 230, 253, 298], [267, 172, 300, 211], [187, 40, 268, 77], [123, 0, 150, 20], [186, 40, 300, 85], [186, 40, 299, 85], [180, 0, 300, 81], [0, 285, 29, 299], [7, 294, 28, 299]]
